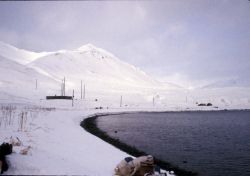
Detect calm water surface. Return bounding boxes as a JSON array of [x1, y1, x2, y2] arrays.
[[97, 111, 250, 176]]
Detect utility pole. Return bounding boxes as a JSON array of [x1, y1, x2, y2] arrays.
[[81, 80, 82, 99], [63, 77, 66, 96], [153, 97, 155, 107], [83, 84, 85, 99], [61, 79, 63, 96], [35, 79, 37, 90], [72, 89, 74, 107], [120, 96, 123, 107]]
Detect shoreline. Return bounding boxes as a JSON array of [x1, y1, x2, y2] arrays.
[[81, 112, 198, 176]]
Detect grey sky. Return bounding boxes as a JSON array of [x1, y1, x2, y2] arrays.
[[0, 1, 249, 87]]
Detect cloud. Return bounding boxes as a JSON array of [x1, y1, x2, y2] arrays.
[[135, 4, 147, 19]]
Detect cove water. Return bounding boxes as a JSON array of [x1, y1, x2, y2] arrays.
[[97, 111, 250, 176]]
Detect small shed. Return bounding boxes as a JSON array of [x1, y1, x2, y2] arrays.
[[46, 95, 73, 100]]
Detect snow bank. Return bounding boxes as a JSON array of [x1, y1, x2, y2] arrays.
[[0, 105, 132, 175]]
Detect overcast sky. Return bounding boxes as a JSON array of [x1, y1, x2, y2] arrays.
[[0, 1, 249, 87]]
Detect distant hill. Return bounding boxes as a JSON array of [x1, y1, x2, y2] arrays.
[[201, 78, 250, 89]]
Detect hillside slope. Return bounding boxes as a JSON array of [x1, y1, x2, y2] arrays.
[[28, 44, 163, 94], [0, 41, 48, 65], [0, 55, 58, 101]]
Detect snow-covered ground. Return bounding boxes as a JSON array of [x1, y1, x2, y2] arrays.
[[0, 103, 127, 175], [0, 41, 250, 175], [0, 102, 174, 175]]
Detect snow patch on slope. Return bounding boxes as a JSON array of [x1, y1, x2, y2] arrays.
[[28, 44, 162, 92], [0, 41, 49, 65], [0, 55, 58, 100]]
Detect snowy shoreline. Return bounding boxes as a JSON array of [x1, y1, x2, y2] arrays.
[[81, 109, 250, 176], [1, 102, 250, 175], [0, 105, 133, 175], [82, 112, 197, 176], [0, 103, 181, 175]]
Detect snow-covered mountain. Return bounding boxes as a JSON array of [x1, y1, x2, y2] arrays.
[[0, 41, 49, 65], [27, 44, 162, 94], [0, 41, 164, 103], [0, 41, 249, 109], [0, 55, 59, 101], [29, 44, 160, 86]]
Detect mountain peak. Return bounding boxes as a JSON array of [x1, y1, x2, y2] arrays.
[[77, 43, 115, 58], [77, 43, 98, 51]]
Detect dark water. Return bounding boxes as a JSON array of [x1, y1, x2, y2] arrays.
[[97, 111, 250, 176]]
